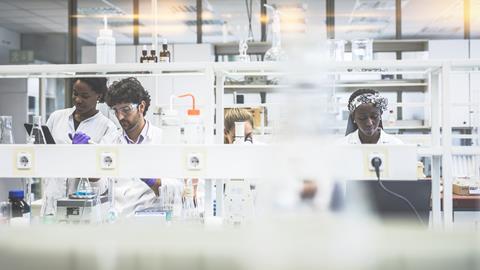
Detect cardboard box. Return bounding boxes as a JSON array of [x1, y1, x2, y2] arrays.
[[453, 179, 480, 196]]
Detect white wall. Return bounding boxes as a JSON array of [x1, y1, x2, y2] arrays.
[[0, 79, 28, 143], [0, 78, 27, 202], [429, 40, 470, 127], [0, 26, 20, 64]]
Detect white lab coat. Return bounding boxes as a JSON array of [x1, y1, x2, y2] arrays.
[[42, 107, 118, 215], [337, 129, 404, 145], [101, 120, 182, 217]]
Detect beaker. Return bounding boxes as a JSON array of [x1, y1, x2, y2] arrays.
[[29, 116, 46, 144], [0, 116, 14, 144], [351, 39, 373, 61]]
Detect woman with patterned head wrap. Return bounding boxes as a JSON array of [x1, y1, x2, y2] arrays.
[[341, 89, 402, 145]]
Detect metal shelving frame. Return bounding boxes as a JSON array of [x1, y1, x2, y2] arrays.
[[0, 60, 474, 229]]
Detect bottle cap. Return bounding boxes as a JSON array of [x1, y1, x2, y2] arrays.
[[178, 93, 200, 116], [9, 190, 24, 200]]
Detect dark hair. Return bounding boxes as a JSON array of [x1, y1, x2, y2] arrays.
[[105, 77, 151, 116], [345, 88, 383, 135], [74, 77, 108, 103]]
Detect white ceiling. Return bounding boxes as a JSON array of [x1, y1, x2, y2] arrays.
[[0, 0, 67, 34], [0, 0, 478, 44]]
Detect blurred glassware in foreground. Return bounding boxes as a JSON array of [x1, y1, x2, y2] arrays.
[[264, 4, 287, 61], [327, 39, 346, 61], [28, 116, 46, 144], [238, 39, 250, 62], [0, 202, 11, 224], [351, 39, 373, 61], [0, 116, 14, 144]]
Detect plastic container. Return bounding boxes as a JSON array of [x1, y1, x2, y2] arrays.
[[9, 190, 30, 218], [96, 16, 116, 64], [179, 93, 205, 144], [161, 95, 181, 144]]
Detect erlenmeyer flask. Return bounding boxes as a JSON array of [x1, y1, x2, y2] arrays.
[[0, 116, 14, 144], [29, 116, 46, 144], [76, 178, 93, 196]]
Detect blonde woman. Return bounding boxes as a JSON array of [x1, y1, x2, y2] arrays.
[[224, 108, 255, 144]]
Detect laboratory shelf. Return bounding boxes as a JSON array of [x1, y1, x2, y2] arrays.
[[332, 79, 427, 88], [222, 85, 290, 89], [451, 147, 480, 155], [0, 63, 213, 78], [223, 103, 280, 108], [3, 59, 478, 230]]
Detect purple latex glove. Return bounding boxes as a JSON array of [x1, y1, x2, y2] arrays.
[[68, 132, 91, 144], [140, 178, 157, 187]]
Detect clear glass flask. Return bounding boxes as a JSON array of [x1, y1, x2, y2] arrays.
[[76, 178, 93, 196], [0, 116, 14, 144], [29, 116, 46, 144]]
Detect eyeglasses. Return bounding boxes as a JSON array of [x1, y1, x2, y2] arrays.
[[110, 103, 138, 116]]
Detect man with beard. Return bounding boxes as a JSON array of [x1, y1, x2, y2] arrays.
[[103, 77, 175, 216]]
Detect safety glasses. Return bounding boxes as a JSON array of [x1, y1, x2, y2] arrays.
[[110, 103, 138, 116]]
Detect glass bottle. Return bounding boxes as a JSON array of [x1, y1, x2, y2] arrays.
[[0, 116, 14, 144], [159, 39, 171, 63], [8, 190, 30, 219], [29, 116, 46, 144], [140, 45, 148, 63], [149, 45, 158, 63]]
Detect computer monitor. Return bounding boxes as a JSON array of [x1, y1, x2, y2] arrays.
[[345, 180, 431, 225]]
